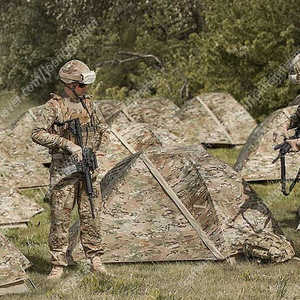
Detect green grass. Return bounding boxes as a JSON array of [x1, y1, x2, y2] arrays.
[[3, 147, 300, 299], [206, 146, 242, 167]]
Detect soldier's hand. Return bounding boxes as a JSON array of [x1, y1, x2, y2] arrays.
[[273, 126, 289, 143], [66, 142, 83, 161], [286, 139, 300, 152]]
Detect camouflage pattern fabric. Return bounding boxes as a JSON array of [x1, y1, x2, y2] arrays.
[[67, 126, 293, 263], [106, 94, 256, 147], [49, 158, 103, 266], [176, 93, 257, 146], [125, 97, 181, 129], [97, 122, 184, 181], [106, 98, 184, 138], [97, 144, 293, 263], [0, 107, 45, 226], [243, 232, 295, 263], [0, 233, 31, 294], [288, 104, 300, 129], [234, 106, 300, 181], [0, 105, 50, 188], [0, 106, 45, 291], [106, 109, 136, 126], [31, 93, 109, 155], [94, 99, 123, 120], [111, 122, 183, 152], [67, 123, 188, 259], [0, 106, 47, 229], [0, 186, 43, 228], [31, 93, 109, 267]]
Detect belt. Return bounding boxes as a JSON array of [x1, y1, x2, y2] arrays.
[[52, 153, 71, 160]]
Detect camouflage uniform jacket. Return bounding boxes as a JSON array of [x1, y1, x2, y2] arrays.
[[31, 93, 110, 156], [288, 105, 300, 129]]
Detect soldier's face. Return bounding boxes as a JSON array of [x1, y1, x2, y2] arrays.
[[75, 83, 88, 96]]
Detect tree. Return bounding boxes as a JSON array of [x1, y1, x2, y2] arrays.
[[2, 0, 300, 121], [187, 0, 300, 120], [0, 0, 61, 99]]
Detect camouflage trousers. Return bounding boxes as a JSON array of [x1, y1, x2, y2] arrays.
[[48, 157, 104, 267]]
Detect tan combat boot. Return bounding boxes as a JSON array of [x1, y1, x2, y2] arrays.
[[47, 265, 64, 279], [90, 256, 108, 275]]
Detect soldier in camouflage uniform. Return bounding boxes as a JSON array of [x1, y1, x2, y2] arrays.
[[31, 60, 110, 279], [273, 53, 300, 148]]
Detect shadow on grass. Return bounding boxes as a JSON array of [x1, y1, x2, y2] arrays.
[[26, 255, 51, 275], [276, 214, 300, 257], [278, 214, 299, 231]]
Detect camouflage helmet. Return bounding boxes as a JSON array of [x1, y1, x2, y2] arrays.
[[59, 59, 96, 85], [289, 54, 300, 84]]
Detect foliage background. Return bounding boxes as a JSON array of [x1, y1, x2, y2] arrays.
[[1, 0, 300, 121], [2, 2, 300, 298]]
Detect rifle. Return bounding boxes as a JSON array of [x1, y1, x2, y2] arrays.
[[272, 127, 300, 196], [59, 118, 98, 218]]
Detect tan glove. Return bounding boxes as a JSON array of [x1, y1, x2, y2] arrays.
[[286, 139, 300, 152], [273, 126, 289, 143], [66, 141, 83, 161]]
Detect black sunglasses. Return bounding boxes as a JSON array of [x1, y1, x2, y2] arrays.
[[78, 82, 87, 88]]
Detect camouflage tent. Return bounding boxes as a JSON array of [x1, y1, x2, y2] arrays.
[[0, 233, 32, 295], [69, 144, 294, 264], [0, 186, 43, 229], [0, 105, 50, 188], [5, 102, 293, 265], [0, 106, 44, 228], [105, 97, 182, 135], [8, 93, 255, 189], [176, 93, 257, 146], [97, 122, 184, 180], [97, 145, 293, 263], [105, 94, 257, 146], [124, 97, 181, 127], [0, 105, 43, 294], [234, 106, 299, 181], [94, 99, 123, 119]]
